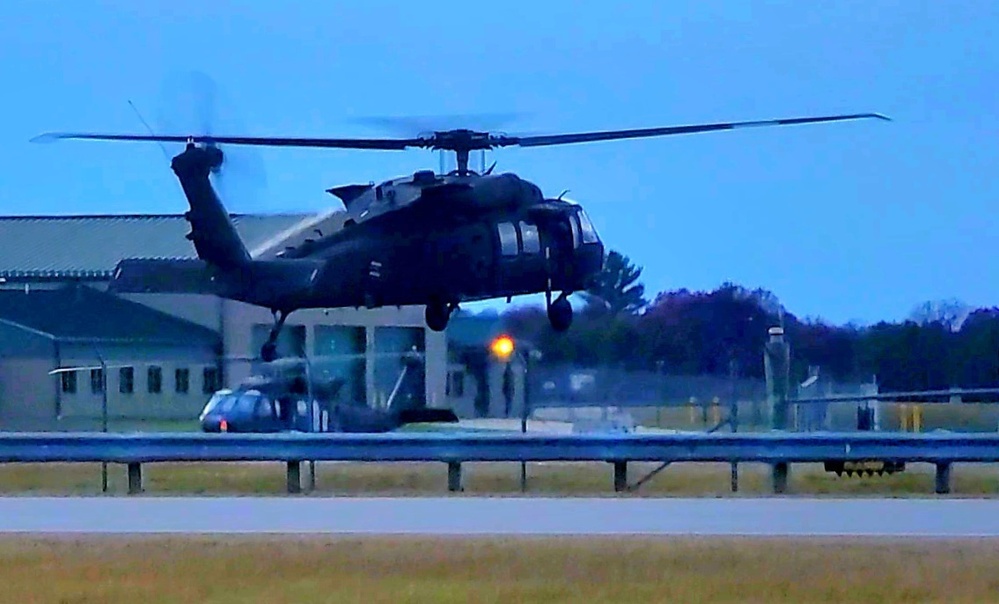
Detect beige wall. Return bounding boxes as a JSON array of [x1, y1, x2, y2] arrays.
[[0, 358, 58, 424], [0, 340, 219, 427], [54, 353, 219, 420]]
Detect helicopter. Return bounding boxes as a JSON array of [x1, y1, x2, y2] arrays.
[[199, 352, 458, 433], [32, 111, 889, 362]]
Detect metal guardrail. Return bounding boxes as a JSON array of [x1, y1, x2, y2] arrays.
[[2, 431, 999, 463], [792, 387, 999, 404], [0, 431, 996, 495]]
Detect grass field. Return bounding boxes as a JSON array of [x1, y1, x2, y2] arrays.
[[4, 536, 999, 602], [2, 460, 998, 497]]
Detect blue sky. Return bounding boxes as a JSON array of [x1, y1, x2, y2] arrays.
[[2, 1, 997, 326]]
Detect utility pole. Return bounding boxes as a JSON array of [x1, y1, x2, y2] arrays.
[[93, 348, 108, 494], [763, 326, 791, 493]]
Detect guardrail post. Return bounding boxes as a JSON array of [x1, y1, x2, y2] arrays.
[[935, 462, 951, 495], [613, 461, 628, 492], [447, 462, 463, 492], [127, 462, 142, 495], [771, 462, 789, 494], [287, 461, 302, 494]]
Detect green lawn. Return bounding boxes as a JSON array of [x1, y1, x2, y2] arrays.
[[5, 536, 999, 603]]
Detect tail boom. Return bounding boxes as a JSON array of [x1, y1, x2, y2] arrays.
[[109, 257, 325, 310]]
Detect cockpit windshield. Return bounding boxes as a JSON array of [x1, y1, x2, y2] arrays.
[[576, 209, 600, 244], [199, 389, 232, 420]]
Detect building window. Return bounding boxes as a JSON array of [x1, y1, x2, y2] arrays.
[[519, 221, 540, 254], [497, 222, 518, 256], [147, 366, 162, 394], [60, 371, 76, 394], [90, 368, 104, 394], [175, 368, 190, 394], [203, 367, 220, 394], [119, 367, 134, 394]]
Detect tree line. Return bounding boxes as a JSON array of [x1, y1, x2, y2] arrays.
[[500, 250, 999, 395]]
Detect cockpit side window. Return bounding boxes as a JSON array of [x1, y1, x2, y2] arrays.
[[254, 397, 273, 419], [497, 222, 518, 256]]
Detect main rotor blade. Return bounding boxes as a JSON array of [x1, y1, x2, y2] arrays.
[[30, 132, 419, 150], [500, 113, 891, 148]]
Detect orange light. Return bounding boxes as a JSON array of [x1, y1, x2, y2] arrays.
[[220, 419, 228, 432], [490, 335, 515, 360]]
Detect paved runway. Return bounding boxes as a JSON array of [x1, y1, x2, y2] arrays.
[[4, 496, 999, 536]]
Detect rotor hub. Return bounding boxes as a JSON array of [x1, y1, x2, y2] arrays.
[[425, 129, 493, 152], [422, 130, 507, 176]]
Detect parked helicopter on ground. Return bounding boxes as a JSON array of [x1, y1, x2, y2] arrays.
[[33, 111, 888, 361], [199, 352, 458, 433]]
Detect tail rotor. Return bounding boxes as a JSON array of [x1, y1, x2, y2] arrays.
[[154, 70, 268, 212]]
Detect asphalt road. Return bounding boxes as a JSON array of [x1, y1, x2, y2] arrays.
[[3, 496, 999, 536]]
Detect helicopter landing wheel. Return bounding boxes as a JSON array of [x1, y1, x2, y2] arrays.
[[425, 300, 454, 332], [548, 293, 572, 332]]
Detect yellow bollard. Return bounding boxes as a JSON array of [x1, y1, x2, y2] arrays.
[[899, 404, 908, 432], [913, 404, 922, 433]]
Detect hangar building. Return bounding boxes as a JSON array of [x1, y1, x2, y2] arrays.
[[0, 212, 447, 430]]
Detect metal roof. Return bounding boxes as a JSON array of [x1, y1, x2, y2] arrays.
[[0, 213, 315, 280], [0, 285, 219, 345]]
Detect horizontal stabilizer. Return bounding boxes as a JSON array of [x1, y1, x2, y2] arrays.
[[396, 408, 460, 425], [109, 258, 219, 295]]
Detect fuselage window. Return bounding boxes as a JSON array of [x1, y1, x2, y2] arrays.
[[255, 397, 274, 419], [497, 222, 518, 256], [520, 221, 541, 254]]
